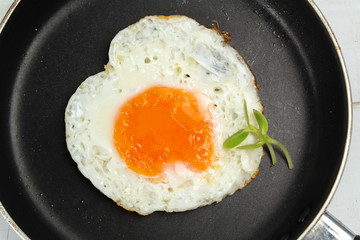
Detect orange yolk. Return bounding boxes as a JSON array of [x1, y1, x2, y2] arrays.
[[113, 86, 214, 177]]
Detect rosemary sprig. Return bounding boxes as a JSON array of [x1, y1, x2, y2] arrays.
[[223, 101, 293, 169]]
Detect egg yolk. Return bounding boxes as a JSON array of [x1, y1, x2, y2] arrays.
[[114, 86, 214, 177]]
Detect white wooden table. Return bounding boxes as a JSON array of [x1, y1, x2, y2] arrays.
[[0, 0, 359, 239]]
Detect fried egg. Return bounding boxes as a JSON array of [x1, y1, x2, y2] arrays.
[[65, 15, 263, 215]]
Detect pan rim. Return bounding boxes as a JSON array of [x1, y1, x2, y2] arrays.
[[298, 0, 353, 239], [0, 0, 353, 239], [0, 1, 29, 239]]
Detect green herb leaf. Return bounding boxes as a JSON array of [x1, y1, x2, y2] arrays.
[[244, 100, 250, 127], [266, 143, 277, 166], [236, 141, 265, 150], [253, 109, 268, 135], [223, 129, 249, 149], [267, 137, 294, 169], [223, 100, 293, 169]]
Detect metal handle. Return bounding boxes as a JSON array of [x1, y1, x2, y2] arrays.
[[303, 211, 359, 240]]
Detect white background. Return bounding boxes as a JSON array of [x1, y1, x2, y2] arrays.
[[0, 0, 359, 239]]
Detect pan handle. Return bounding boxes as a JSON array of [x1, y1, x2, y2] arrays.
[[303, 211, 359, 240]]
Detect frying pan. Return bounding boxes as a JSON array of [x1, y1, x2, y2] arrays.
[[0, 0, 353, 239]]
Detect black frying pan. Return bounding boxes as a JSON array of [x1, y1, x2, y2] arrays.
[[0, 0, 352, 239]]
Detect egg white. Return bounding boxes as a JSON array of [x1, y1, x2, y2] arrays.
[[65, 15, 263, 215]]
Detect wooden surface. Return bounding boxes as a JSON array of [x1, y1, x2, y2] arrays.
[[0, 0, 359, 239]]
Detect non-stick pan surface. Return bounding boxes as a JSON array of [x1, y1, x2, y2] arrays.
[[0, 0, 350, 239]]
